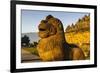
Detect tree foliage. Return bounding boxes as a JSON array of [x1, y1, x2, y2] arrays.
[[21, 35, 30, 47]]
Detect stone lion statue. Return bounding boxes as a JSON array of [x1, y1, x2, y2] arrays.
[[37, 15, 85, 61]]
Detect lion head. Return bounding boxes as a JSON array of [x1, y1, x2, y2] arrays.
[[38, 15, 65, 40]]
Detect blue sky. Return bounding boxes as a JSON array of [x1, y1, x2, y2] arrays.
[[21, 10, 89, 33]]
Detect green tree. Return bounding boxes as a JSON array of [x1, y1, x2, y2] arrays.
[[33, 42, 38, 47], [21, 35, 30, 47]]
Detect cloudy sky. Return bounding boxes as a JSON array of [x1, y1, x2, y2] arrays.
[[21, 10, 89, 33]]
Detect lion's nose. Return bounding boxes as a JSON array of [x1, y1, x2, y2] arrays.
[[38, 23, 44, 29], [38, 23, 47, 31]]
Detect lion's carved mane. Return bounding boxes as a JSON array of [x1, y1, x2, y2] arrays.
[[37, 15, 85, 61]]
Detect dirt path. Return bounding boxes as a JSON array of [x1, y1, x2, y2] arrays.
[[21, 49, 41, 63]]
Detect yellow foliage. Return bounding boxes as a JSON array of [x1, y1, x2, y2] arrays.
[[65, 31, 90, 45]]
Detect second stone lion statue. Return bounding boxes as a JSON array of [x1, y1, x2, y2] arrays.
[[37, 15, 85, 61]]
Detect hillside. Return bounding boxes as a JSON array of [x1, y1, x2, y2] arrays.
[[65, 15, 90, 59], [22, 32, 40, 43], [65, 15, 90, 33]]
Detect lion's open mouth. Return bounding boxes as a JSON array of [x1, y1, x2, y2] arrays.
[[39, 28, 46, 31]]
